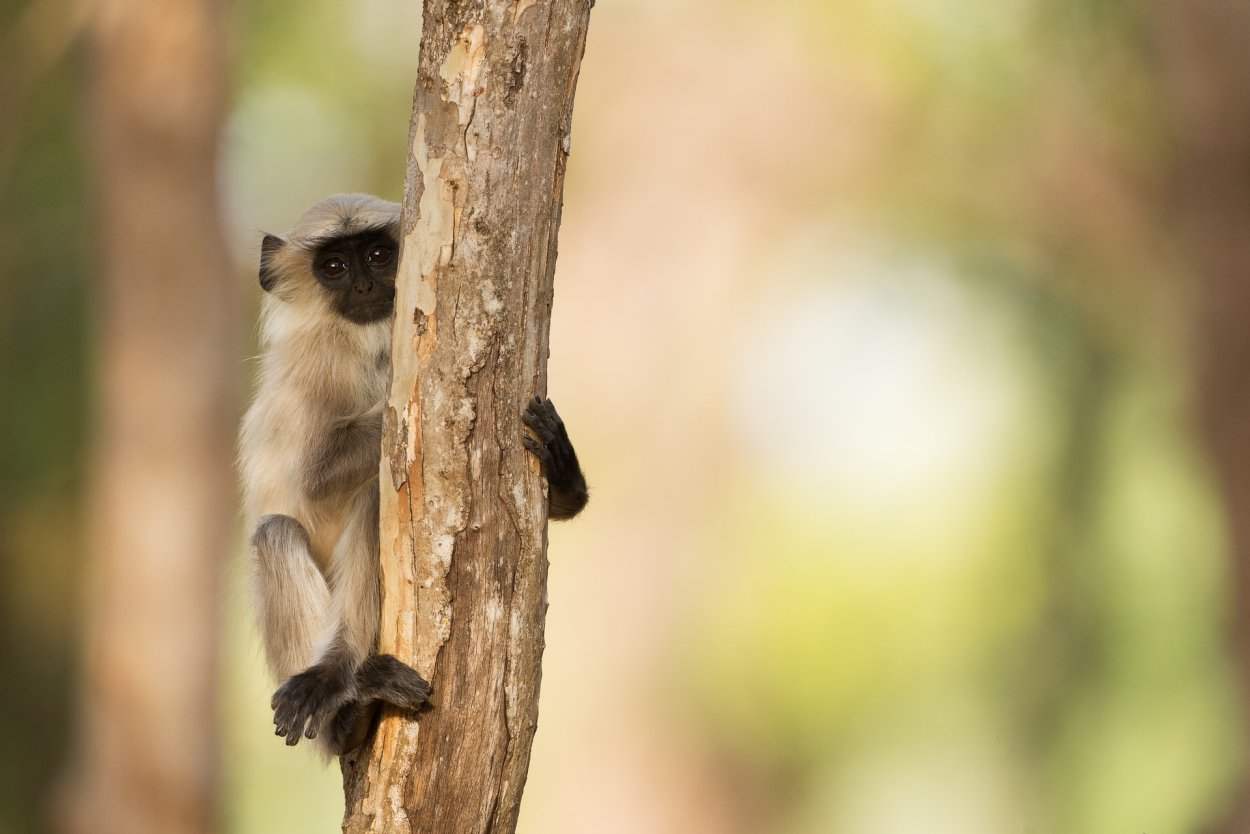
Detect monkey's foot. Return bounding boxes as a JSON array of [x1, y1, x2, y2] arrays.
[[326, 699, 377, 755], [357, 654, 433, 709], [324, 656, 431, 754], [271, 663, 355, 747], [522, 397, 588, 519]]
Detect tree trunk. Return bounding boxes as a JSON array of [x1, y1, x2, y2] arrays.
[[56, 2, 236, 833], [340, 2, 592, 832], [1153, 3, 1250, 832]]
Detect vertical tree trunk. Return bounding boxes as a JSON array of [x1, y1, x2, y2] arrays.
[[1153, 3, 1250, 832], [57, 2, 236, 833], [341, 2, 591, 831]]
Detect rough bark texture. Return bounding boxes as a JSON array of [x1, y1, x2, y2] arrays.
[[1153, 3, 1250, 832], [340, 2, 591, 831], [56, 2, 236, 833]]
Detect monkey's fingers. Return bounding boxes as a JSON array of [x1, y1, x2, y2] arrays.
[[531, 396, 559, 420], [271, 686, 305, 744], [273, 711, 303, 744], [522, 435, 553, 468], [522, 397, 562, 443], [272, 668, 346, 748], [274, 703, 311, 747], [271, 686, 297, 735], [287, 717, 308, 746]]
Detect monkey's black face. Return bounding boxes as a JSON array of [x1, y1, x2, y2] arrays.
[[312, 232, 398, 324]]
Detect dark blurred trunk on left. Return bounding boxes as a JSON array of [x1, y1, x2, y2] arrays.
[[55, 2, 236, 833], [1153, 2, 1250, 832]]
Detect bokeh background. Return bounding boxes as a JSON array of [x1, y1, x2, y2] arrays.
[[3, 0, 1250, 832]]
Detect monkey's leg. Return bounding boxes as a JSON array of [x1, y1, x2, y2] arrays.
[[523, 396, 589, 520], [272, 487, 429, 747], [271, 492, 372, 747], [322, 488, 430, 754], [250, 514, 331, 684]]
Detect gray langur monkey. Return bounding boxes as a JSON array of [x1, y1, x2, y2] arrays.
[[239, 193, 588, 755]]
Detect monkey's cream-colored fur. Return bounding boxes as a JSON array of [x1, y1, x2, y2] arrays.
[[243, 194, 588, 753], [239, 194, 399, 688]]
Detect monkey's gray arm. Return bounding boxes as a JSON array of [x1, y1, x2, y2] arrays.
[[304, 402, 384, 501]]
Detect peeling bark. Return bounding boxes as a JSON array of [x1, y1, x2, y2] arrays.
[[341, 2, 591, 832]]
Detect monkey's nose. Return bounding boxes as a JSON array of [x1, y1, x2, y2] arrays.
[[354, 280, 374, 293]]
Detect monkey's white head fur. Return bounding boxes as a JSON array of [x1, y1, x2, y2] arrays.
[[256, 193, 401, 346], [285, 193, 400, 244]]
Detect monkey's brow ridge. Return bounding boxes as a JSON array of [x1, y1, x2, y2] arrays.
[[299, 223, 397, 250]]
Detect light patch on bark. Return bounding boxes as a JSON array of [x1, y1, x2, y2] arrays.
[[481, 282, 503, 315], [440, 24, 487, 161], [511, 0, 536, 23], [408, 116, 454, 303], [439, 24, 487, 128]]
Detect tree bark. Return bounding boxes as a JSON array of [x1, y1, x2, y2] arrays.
[[56, 2, 236, 833], [340, 2, 591, 831]]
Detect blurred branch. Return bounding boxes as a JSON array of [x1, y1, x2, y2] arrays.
[[339, 1, 591, 831]]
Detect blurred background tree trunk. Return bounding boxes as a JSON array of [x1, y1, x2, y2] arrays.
[[54, 1, 237, 833], [1154, 2, 1250, 831]]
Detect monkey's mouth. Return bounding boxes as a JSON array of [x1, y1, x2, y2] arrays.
[[345, 300, 394, 323]]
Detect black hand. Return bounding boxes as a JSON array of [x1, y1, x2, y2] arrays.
[[523, 397, 588, 520]]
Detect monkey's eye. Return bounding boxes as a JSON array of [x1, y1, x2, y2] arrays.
[[367, 244, 393, 267], [321, 256, 348, 279]]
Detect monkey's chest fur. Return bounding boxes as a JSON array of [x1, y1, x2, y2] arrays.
[[240, 317, 390, 576]]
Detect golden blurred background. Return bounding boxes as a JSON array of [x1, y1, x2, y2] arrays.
[[3, 0, 1250, 832]]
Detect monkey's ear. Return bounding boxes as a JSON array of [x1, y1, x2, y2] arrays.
[[259, 234, 285, 292]]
